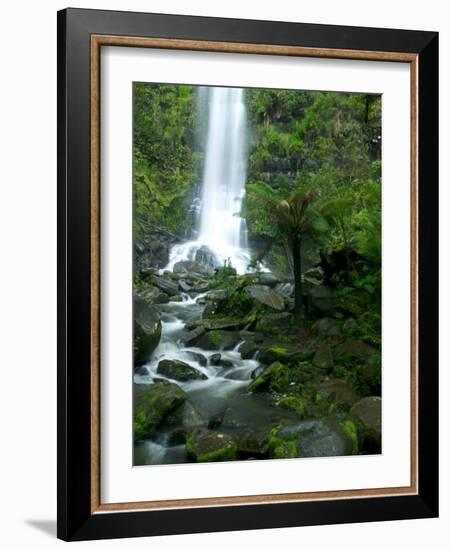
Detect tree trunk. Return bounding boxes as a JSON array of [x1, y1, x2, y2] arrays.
[[292, 236, 303, 316]]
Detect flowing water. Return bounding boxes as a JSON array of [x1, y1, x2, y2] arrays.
[[164, 86, 251, 275]]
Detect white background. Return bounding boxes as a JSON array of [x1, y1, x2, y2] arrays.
[[0, 0, 447, 548], [102, 48, 411, 504]]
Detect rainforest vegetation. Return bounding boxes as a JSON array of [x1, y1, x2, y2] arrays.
[[132, 83, 382, 466]]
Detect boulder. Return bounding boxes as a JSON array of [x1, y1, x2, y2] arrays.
[[246, 285, 285, 311], [133, 296, 162, 366], [133, 380, 187, 440], [194, 245, 220, 270], [350, 396, 382, 450], [247, 362, 289, 394], [312, 317, 341, 337], [161, 401, 205, 431], [182, 326, 206, 346], [238, 426, 271, 458], [139, 285, 170, 304], [251, 365, 266, 379], [152, 276, 179, 296], [239, 340, 259, 359], [194, 330, 240, 351], [256, 312, 293, 334], [334, 340, 376, 365], [209, 353, 222, 366], [312, 342, 334, 371], [316, 379, 361, 411], [186, 428, 238, 462], [178, 280, 192, 293], [309, 285, 338, 313], [157, 359, 207, 382], [183, 351, 207, 367], [275, 282, 294, 298], [173, 259, 212, 275], [257, 273, 280, 288], [269, 416, 359, 459]]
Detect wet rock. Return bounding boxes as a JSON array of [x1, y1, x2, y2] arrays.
[[157, 359, 207, 381], [239, 340, 259, 359], [182, 326, 206, 346], [251, 365, 266, 379], [133, 380, 187, 440], [218, 358, 234, 368], [134, 296, 162, 366], [259, 346, 290, 365], [194, 245, 220, 270], [312, 342, 334, 371], [186, 428, 238, 462], [269, 416, 359, 459], [247, 362, 289, 394], [275, 282, 294, 298], [162, 400, 205, 431], [350, 396, 382, 450], [209, 353, 222, 366], [256, 312, 293, 335], [194, 330, 240, 351], [152, 276, 179, 296], [183, 351, 207, 367], [134, 365, 148, 376], [207, 410, 226, 429], [246, 285, 285, 311], [178, 280, 192, 293]]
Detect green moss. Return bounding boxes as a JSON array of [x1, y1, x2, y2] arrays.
[[247, 362, 289, 394], [340, 419, 359, 454], [209, 331, 224, 347], [269, 346, 288, 356], [268, 426, 297, 459], [277, 396, 308, 418], [186, 432, 238, 462]]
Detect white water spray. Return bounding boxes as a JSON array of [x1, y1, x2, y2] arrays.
[[165, 86, 251, 274]]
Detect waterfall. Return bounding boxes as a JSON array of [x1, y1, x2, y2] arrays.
[[164, 86, 251, 274]]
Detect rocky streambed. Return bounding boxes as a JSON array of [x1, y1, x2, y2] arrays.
[[133, 258, 382, 465]]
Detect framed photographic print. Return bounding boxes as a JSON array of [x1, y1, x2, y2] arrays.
[[57, 8, 438, 541]]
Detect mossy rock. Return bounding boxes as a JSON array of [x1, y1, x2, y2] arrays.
[[312, 342, 334, 371], [334, 340, 376, 366], [316, 379, 361, 412], [186, 428, 238, 462], [246, 284, 285, 311], [238, 426, 272, 458], [269, 416, 360, 459], [258, 346, 288, 364], [239, 340, 259, 359], [133, 296, 162, 366], [133, 381, 187, 441], [194, 330, 240, 350], [255, 312, 294, 335], [157, 359, 207, 382], [247, 361, 289, 394], [277, 396, 308, 418], [350, 396, 382, 452]]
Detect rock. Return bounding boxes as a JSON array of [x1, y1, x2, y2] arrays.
[[183, 351, 207, 367], [173, 259, 212, 275], [133, 380, 187, 440], [139, 285, 170, 304], [182, 326, 206, 346], [238, 426, 271, 457], [309, 285, 337, 313], [207, 410, 226, 429], [194, 245, 220, 270], [157, 359, 207, 381], [218, 359, 234, 368], [209, 353, 222, 366], [246, 285, 285, 311], [303, 266, 324, 283], [276, 396, 308, 418], [186, 428, 238, 462], [334, 340, 376, 365], [355, 357, 381, 395], [179, 280, 192, 293], [134, 365, 148, 376], [194, 330, 240, 351], [312, 317, 341, 337], [257, 273, 280, 287], [275, 282, 294, 298], [350, 396, 382, 450], [312, 342, 334, 371], [247, 362, 289, 394], [152, 276, 179, 296], [251, 365, 266, 379], [316, 379, 361, 411], [239, 340, 259, 359], [259, 346, 289, 365], [134, 296, 162, 366], [269, 417, 359, 459], [162, 400, 205, 431], [256, 312, 293, 334]]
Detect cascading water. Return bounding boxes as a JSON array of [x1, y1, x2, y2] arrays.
[[164, 86, 251, 274]]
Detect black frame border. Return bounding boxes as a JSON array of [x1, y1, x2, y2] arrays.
[[57, 8, 438, 541]]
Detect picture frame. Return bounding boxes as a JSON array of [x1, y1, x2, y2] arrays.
[[57, 7, 438, 541]]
